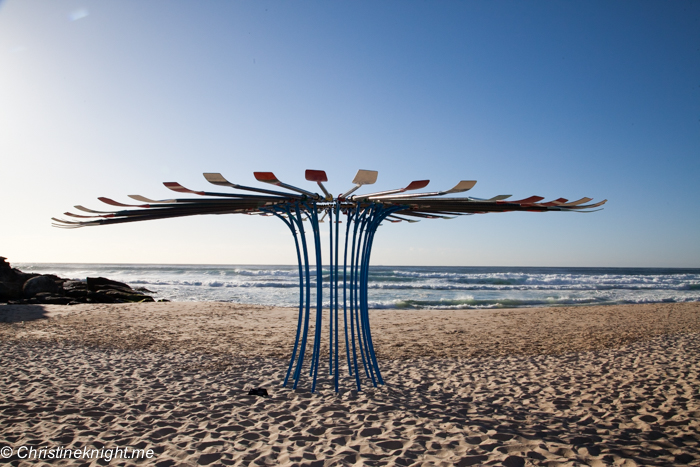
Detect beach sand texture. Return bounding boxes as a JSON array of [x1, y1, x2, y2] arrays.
[[1, 302, 699, 466]]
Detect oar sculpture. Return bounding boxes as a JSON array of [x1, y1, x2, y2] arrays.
[[53, 170, 606, 393]]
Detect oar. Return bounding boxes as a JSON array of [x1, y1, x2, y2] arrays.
[[466, 195, 512, 202], [98, 197, 150, 208], [74, 205, 116, 214], [254, 172, 320, 199], [386, 214, 420, 223], [339, 169, 378, 199], [203, 172, 303, 199], [353, 180, 429, 200], [305, 170, 332, 201], [558, 197, 593, 207], [158, 182, 284, 201], [369, 180, 476, 200]]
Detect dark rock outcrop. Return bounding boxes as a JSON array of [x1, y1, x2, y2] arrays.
[[23, 275, 61, 298], [0, 257, 156, 305], [0, 256, 38, 301]]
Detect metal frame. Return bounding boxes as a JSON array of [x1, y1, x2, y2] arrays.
[[53, 169, 606, 393]]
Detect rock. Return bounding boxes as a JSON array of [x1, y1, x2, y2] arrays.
[[63, 280, 87, 290], [64, 288, 89, 299], [87, 277, 133, 292], [0, 282, 22, 301], [88, 290, 154, 303], [34, 292, 73, 305], [23, 275, 61, 298], [1, 257, 157, 305], [101, 290, 154, 303], [0, 256, 38, 301]]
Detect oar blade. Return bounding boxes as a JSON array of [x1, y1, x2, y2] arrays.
[[445, 180, 477, 194], [352, 169, 378, 185], [305, 170, 328, 182]]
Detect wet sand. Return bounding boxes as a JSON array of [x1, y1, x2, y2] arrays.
[[1, 302, 699, 466]]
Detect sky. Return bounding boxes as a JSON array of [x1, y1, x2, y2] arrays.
[[1, 0, 698, 267]]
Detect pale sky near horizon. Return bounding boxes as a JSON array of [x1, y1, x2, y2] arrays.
[[1, 1, 699, 267]]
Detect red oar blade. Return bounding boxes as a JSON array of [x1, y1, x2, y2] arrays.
[[508, 196, 545, 204], [254, 172, 280, 184], [360, 180, 431, 199], [98, 197, 149, 208], [253, 171, 319, 198], [163, 182, 205, 195], [305, 169, 331, 199], [405, 180, 430, 191], [305, 170, 328, 182]]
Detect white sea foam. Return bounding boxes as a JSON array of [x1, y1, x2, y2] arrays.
[[13, 263, 700, 309]]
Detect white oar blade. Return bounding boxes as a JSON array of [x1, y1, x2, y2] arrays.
[[129, 195, 177, 204], [352, 169, 378, 185], [203, 173, 230, 186], [445, 180, 476, 194]]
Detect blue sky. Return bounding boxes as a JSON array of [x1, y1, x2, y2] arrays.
[[1, 1, 698, 267]]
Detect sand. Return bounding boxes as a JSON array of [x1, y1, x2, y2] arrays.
[[1, 302, 699, 466]]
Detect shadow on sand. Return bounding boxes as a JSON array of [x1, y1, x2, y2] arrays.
[[0, 305, 50, 323]]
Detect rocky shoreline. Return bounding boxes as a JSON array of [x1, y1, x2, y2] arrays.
[[0, 257, 157, 305]]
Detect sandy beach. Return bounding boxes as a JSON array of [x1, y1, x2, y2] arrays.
[[1, 302, 699, 466]]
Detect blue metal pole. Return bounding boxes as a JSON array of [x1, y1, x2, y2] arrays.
[[342, 208, 355, 379], [292, 204, 312, 389], [357, 205, 377, 387], [360, 205, 391, 386], [328, 206, 334, 375], [349, 207, 368, 388], [360, 205, 404, 387], [355, 208, 373, 382], [309, 203, 324, 393], [334, 200, 340, 393], [265, 206, 305, 388]]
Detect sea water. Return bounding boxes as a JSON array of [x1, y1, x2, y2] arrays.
[[14, 264, 700, 309]]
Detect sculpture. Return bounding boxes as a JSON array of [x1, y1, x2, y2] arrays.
[[53, 170, 606, 392]]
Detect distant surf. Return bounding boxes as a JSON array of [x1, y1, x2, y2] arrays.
[[14, 264, 700, 309]]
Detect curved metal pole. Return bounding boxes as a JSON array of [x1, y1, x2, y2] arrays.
[[308, 202, 324, 393], [360, 205, 394, 386], [349, 207, 369, 388], [328, 206, 334, 375], [334, 200, 340, 392], [357, 205, 378, 387], [355, 206, 375, 386], [264, 206, 305, 388], [291, 203, 312, 389], [343, 208, 356, 380], [360, 204, 405, 386]]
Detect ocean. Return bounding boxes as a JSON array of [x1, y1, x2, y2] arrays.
[[13, 263, 700, 309]]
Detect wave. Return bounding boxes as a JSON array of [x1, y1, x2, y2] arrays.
[[13, 263, 700, 309]]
